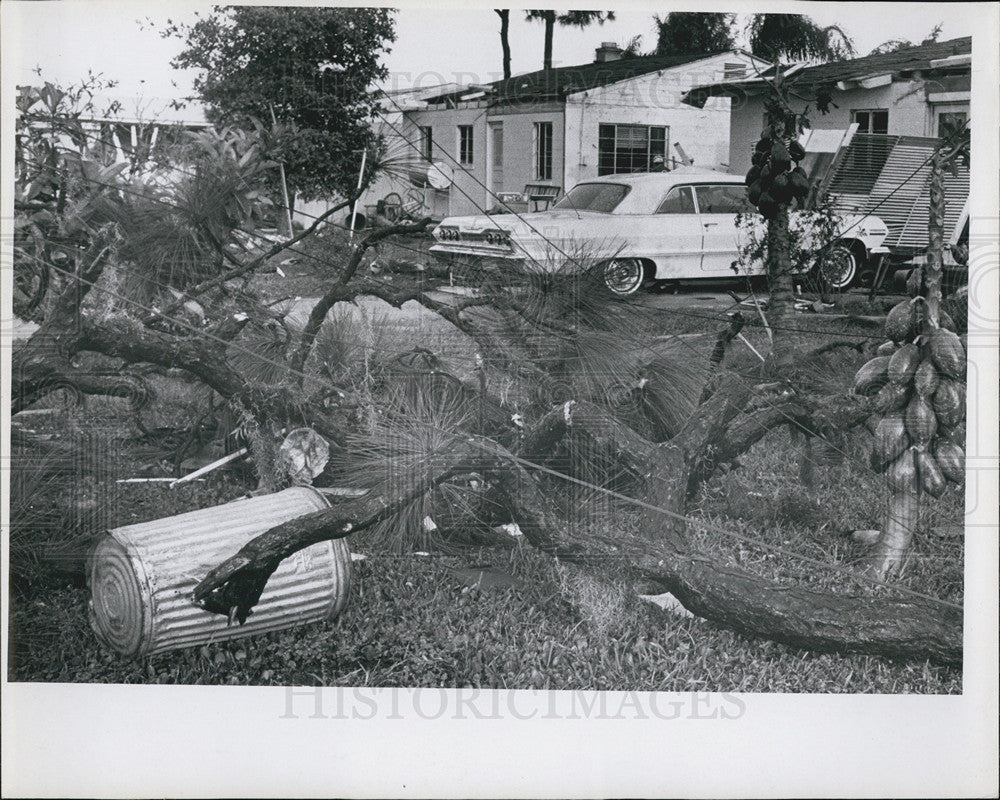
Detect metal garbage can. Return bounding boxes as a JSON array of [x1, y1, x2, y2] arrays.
[[87, 486, 352, 657]]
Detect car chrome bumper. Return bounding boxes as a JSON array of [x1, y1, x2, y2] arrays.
[[430, 243, 524, 260]]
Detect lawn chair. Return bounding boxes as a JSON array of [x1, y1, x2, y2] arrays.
[[523, 183, 561, 211]]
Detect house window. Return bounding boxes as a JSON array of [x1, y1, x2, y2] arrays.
[[937, 111, 968, 137], [419, 126, 433, 161], [852, 109, 889, 134], [598, 124, 667, 175], [458, 125, 474, 165], [534, 121, 553, 181]]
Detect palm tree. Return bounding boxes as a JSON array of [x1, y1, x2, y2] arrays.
[[495, 10, 512, 79], [525, 10, 615, 70]]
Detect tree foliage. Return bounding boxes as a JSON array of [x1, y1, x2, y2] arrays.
[[869, 22, 943, 56], [525, 10, 615, 70], [748, 14, 854, 63], [166, 6, 396, 201], [654, 12, 735, 56], [13, 77, 280, 319]]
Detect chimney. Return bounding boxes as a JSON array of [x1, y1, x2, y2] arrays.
[[595, 42, 622, 63]]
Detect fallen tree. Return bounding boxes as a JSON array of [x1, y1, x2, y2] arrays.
[[192, 380, 961, 665], [11, 80, 963, 667]]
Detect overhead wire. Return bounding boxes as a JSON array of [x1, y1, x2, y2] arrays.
[[21, 249, 965, 612], [10, 116, 952, 496], [15, 94, 969, 527]]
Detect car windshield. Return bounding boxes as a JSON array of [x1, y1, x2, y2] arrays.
[[553, 182, 630, 213]]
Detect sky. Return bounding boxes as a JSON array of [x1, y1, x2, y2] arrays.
[[4, 0, 981, 109]]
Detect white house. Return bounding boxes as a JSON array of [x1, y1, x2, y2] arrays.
[[351, 43, 769, 221], [683, 36, 971, 176]]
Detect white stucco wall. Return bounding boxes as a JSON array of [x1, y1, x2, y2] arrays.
[[483, 101, 565, 201], [404, 103, 490, 217], [726, 79, 970, 175], [563, 51, 767, 189]]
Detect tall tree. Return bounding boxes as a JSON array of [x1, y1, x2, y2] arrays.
[[525, 10, 616, 70], [654, 12, 735, 56], [748, 14, 854, 63], [495, 9, 512, 80], [166, 6, 396, 202]]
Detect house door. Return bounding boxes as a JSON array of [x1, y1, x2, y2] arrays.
[[489, 122, 504, 195]]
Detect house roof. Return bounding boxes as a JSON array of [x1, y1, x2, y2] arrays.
[[420, 50, 757, 107], [682, 36, 971, 107]]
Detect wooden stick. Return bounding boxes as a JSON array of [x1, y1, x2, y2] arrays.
[[170, 448, 248, 488]]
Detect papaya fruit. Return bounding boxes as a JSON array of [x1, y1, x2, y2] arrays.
[[933, 440, 965, 483], [917, 450, 946, 497], [927, 327, 965, 379], [887, 448, 918, 493], [876, 340, 898, 357], [873, 412, 909, 467], [913, 358, 939, 398], [887, 343, 921, 386], [873, 382, 910, 415], [932, 378, 965, 428], [788, 140, 806, 162], [884, 298, 919, 343], [788, 168, 810, 199], [770, 140, 791, 170], [852, 355, 890, 396], [904, 395, 937, 446]]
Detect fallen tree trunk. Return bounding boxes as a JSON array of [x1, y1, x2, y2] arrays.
[[193, 378, 962, 666]]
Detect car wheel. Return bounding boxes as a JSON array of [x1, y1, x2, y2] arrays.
[[603, 258, 646, 297], [817, 244, 859, 290]]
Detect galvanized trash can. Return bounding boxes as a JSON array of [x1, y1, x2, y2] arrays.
[[87, 486, 352, 657]]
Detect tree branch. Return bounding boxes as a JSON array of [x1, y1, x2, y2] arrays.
[[289, 218, 433, 378]]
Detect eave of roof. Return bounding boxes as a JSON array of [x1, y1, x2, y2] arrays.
[[420, 49, 760, 107], [682, 36, 971, 107]]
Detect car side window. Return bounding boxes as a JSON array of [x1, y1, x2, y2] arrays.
[[655, 186, 695, 214], [695, 185, 750, 214]]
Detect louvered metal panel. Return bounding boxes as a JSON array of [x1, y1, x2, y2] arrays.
[[897, 168, 969, 248], [826, 134, 969, 250]]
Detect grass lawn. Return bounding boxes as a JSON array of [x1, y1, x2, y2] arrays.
[[7, 240, 964, 692]]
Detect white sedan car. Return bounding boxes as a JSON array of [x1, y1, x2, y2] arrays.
[[430, 169, 889, 296]]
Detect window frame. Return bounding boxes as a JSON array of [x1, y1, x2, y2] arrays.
[[692, 184, 751, 214], [533, 121, 554, 181], [851, 108, 889, 134], [936, 110, 968, 138], [419, 126, 434, 162], [597, 123, 668, 176], [654, 185, 696, 215], [458, 125, 474, 165]]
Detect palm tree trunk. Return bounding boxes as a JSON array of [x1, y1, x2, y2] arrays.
[[544, 11, 555, 69], [496, 9, 511, 79]]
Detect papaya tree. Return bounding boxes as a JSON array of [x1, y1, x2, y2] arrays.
[[859, 122, 970, 576]]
